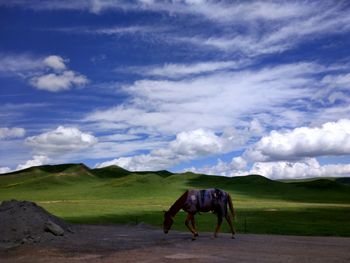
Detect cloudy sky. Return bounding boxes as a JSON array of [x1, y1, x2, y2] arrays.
[[1, 0, 350, 179]]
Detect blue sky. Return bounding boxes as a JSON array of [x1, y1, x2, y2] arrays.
[[1, 0, 350, 179]]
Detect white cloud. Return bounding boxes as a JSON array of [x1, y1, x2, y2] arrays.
[[86, 62, 322, 135], [96, 154, 174, 171], [93, 122, 266, 170], [314, 105, 350, 127], [7, 1, 350, 57], [76, 25, 162, 35], [16, 155, 50, 171], [100, 133, 141, 142], [83, 139, 167, 161], [177, 1, 312, 23], [180, 10, 350, 56], [322, 73, 350, 89], [0, 53, 88, 92], [187, 157, 350, 179], [248, 159, 350, 180], [43, 55, 67, 71], [232, 156, 248, 170], [25, 126, 97, 156], [0, 127, 26, 140], [134, 60, 248, 78], [186, 156, 247, 177], [96, 128, 240, 171], [188, 119, 350, 179], [0, 166, 11, 174], [169, 129, 224, 156], [2, 1, 313, 21], [30, 55, 88, 92], [244, 119, 350, 162], [0, 53, 44, 76], [30, 70, 89, 92], [171, 2, 350, 56]]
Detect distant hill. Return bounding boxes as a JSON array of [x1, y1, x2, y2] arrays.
[[292, 179, 347, 190], [0, 163, 349, 203], [335, 177, 350, 185], [2, 163, 90, 176], [91, 165, 131, 178], [2, 163, 350, 187], [1, 163, 175, 180]]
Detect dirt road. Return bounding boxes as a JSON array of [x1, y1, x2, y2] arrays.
[[1, 224, 350, 262]]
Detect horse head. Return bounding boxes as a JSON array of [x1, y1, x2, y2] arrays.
[[163, 211, 173, 234]]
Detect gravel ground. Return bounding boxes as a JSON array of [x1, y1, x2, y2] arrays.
[[1, 224, 350, 263]]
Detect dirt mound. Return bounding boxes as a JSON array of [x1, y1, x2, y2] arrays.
[[0, 200, 73, 247]]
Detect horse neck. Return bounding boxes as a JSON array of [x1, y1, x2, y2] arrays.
[[168, 190, 188, 217]]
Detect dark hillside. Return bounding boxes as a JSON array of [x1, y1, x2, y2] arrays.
[[134, 170, 173, 178], [292, 179, 348, 190], [335, 177, 350, 185], [91, 165, 130, 178]]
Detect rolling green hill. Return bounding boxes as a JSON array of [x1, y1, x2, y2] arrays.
[[1, 163, 350, 237]]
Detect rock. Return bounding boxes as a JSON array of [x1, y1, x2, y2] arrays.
[[45, 220, 64, 236]]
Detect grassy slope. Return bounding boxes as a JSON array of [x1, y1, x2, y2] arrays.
[[1, 164, 350, 236]]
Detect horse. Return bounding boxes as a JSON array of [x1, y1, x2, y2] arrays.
[[163, 188, 236, 240]]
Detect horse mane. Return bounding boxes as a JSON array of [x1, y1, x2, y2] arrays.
[[167, 190, 189, 217]]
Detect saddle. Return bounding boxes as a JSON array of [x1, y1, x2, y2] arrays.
[[196, 189, 223, 214]]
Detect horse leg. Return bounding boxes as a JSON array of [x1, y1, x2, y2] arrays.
[[185, 213, 197, 240], [214, 215, 223, 238], [190, 215, 199, 237], [225, 214, 236, 239]]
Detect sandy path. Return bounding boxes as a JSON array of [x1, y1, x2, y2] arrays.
[[1, 224, 350, 262]]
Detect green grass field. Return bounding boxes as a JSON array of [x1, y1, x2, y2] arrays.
[[1, 163, 350, 236]]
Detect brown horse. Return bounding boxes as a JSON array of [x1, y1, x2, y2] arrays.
[[163, 188, 236, 240]]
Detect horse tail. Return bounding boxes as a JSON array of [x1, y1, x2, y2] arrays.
[[227, 193, 236, 219]]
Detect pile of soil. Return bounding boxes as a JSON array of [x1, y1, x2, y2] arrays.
[[0, 200, 73, 247]]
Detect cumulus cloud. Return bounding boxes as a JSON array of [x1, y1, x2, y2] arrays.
[[169, 129, 225, 156], [30, 70, 88, 92], [0, 127, 26, 140], [43, 55, 67, 71], [187, 119, 350, 179], [25, 126, 97, 156], [187, 157, 350, 179], [0, 53, 88, 92], [30, 55, 88, 92], [97, 154, 175, 171], [0, 166, 11, 174], [16, 155, 50, 171], [96, 128, 242, 171], [244, 119, 350, 162], [186, 156, 248, 177], [247, 158, 350, 179]]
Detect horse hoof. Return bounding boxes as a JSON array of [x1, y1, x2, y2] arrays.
[[231, 235, 235, 239], [192, 237, 197, 241]]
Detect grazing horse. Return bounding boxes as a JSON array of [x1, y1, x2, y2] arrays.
[[163, 188, 236, 240]]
